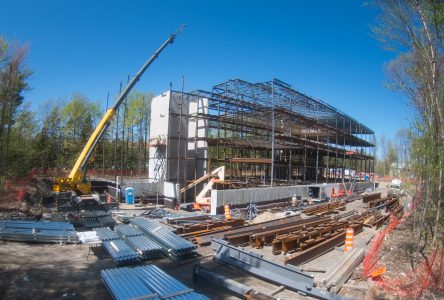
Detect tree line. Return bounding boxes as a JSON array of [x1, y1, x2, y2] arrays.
[[375, 128, 411, 179], [372, 0, 444, 245], [0, 35, 153, 181]]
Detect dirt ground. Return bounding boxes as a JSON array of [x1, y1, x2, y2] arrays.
[[0, 239, 311, 300], [0, 182, 429, 300], [0, 241, 112, 300]]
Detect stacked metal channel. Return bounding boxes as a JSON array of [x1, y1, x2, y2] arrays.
[[101, 265, 210, 300], [125, 235, 163, 260], [134, 265, 209, 299], [82, 210, 116, 228], [114, 224, 163, 259], [131, 218, 197, 260], [114, 224, 144, 238], [102, 239, 139, 264], [94, 227, 120, 241], [97, 216, 116, 227], [0, 220, 78, 243], [101, 267, 157, 300]]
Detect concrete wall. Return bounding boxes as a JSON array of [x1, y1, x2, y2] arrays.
[[210, 185, 309, 215], [120, 179, 178, 199], [210, 181, 376, 215], [308, 183, 341, 200], [341, 181, 375, 192], [148, 92, 170, 182]]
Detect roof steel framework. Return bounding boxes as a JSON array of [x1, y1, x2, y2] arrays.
[[165, 78, 375, 187]]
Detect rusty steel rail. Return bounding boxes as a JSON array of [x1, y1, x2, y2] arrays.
[[362, 192, 382, 203], [303, 201, 346, 216], [284, 223, 363, 266], [271, 214, 369, 255], [272, 220, 351, 254], [250, 217, 331, 248], [176, 218, 244, 235], [224, 215, 321, 245]]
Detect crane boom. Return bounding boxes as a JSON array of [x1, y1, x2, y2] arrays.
[[54, 25, 186, 194]]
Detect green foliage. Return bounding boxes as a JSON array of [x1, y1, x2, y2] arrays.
[[0, 36, 155, 179], [0, 36, 32, 177], [60, 94, 101, 166], [371, 0, 444, 242]]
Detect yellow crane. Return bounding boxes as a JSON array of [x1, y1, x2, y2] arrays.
[[53, 25, 186, 195]]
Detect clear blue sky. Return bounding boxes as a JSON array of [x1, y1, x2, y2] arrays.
[[1, 0, 411, 142]]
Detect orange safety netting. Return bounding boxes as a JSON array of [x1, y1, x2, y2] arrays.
[[362, 188, 444, 298], [3, 169, 37, 202], [374, 248, 443, 298]]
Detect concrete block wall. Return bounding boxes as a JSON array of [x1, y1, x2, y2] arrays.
[[210, 185, 309, 215], [210, 181, 376, 215], [120, 179, 178, 199]]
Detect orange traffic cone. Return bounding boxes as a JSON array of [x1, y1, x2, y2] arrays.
[[344, 227, 354, 252], [224, 205, 231, 220]]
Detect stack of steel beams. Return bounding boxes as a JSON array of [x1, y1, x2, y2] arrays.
[[94, 227, 120, 241], [101, 267, 155, 300], [82, 210, 114, 228], [101, 265, 210, 300], [82, 218, 101, 228], [97, 216, 116, 227], [0, 220, 78, 243], [95, 225, 164, 261], [362, 192, 382, 203], [131, 218, 197, 260], [303, 201, 346, 216], [102, 239, 139, 264], [114, 224, 144, 238], [82, 210, 110, 218], [125, 235, 164, 259], [211, 239, 343, 300]]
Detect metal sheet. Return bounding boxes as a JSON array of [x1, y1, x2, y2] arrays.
[[101, 265, 210, 300]]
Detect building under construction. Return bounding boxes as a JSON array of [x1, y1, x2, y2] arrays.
[[148, 78, 375, 200]]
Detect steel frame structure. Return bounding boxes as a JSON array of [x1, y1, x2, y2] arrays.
[[165, 78, 375, 190]]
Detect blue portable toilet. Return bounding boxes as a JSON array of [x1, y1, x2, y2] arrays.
[[125, 187, 135, 205]]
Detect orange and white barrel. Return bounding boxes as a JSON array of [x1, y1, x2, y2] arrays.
[[224, 205, 231, 220], [344, 227, 354, 252]]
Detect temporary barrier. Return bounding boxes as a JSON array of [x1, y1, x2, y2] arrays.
[[224, 205, 231, 220], [363, 188, 444, 298], [344, 227, 354, 252]]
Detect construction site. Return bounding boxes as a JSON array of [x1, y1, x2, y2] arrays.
[[0, 19, 443, 300]]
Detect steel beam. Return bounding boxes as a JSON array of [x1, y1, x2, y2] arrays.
[[211, 239, 350, 300], [193, 264, 276, 300]]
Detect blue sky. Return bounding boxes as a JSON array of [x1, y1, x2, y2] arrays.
[[1, 0, 411, 141]]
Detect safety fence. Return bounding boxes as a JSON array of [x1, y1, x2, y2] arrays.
[[363, 189, 444, 298]]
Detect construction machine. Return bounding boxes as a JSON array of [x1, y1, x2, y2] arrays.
[[180, 166, 225, 212], [52, 25, 186, 206]]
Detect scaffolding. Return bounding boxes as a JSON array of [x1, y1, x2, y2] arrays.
[[155, 78, 375, 192]]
